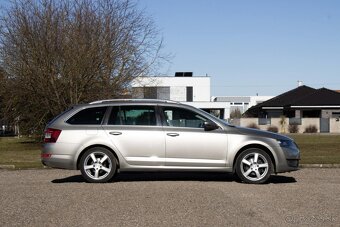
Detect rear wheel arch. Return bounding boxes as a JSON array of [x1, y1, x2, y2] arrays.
[[77, 144, 120, 170], [233, 144, 276, 173]]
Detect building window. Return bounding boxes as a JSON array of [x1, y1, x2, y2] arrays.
[[289, 118, 302, 125], [143, 87, 157, 99], [157, 87, 170, 100], [302, 110, 321, 118], [186, 86, 193, 102], [132, 87, 170, 100], [332, 112, 340, 118], [258, 118, 271, 125]]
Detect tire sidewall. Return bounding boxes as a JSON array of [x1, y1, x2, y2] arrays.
[[235, 148, 273, 184], [80, 147, 117, 183]]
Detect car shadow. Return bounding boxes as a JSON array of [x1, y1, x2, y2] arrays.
[[51, 172, 296, 184]]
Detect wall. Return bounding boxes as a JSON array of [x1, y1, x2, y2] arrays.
[[330, 118, 340, 133], [212, 95, 273, 115], [239, 118, 340, 133]]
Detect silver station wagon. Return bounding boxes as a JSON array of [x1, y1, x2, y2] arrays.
[[42, 99, 300, 184]]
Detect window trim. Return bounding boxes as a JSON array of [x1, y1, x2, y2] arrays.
[[65, 106, 109, 126], [104, 104, 161, 127], [159, 106, 208, 129]]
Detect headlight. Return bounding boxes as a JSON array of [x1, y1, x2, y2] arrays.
[[277, 139, 297, 149]]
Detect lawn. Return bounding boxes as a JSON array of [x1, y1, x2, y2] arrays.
[[288, 134, 340, 164], [0, 134, 339, 169], [0, 137, 43, 169]]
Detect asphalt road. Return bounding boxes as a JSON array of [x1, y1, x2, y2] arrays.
[[0, 169, 339, 227]]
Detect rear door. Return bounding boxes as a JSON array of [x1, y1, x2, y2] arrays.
[[102, 105, 165, 166]]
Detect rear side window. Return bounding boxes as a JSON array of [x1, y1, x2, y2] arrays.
[[66, 107, 107, 125], [108, 106, 156, 126]]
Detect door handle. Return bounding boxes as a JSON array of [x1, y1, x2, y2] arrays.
[[109, 131, 122, 136], [167, 133, 179, 137]]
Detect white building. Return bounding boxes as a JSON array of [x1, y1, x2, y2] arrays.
[[131, 73, 210, 101], [212, 96, 273, 115], [131, 74, 274, 119], [131, 73, 230, 119]]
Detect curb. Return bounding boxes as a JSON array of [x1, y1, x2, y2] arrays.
[[0, 165, 15, 169], [299, 164, 340, 168]]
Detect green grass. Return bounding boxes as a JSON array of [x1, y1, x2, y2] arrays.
[[287, 134, 340, 164], [0, 137, 43, 169], [0, 134, 340, 169]]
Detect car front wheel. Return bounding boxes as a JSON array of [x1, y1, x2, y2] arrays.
[[80, 147, 117, 183], [235, 148, 273, 184]]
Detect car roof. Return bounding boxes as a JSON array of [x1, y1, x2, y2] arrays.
[[88, 99, 180, 105]]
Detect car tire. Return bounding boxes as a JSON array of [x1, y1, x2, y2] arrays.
[[80, 147, 117, 183], [235, 148, 273, 184]]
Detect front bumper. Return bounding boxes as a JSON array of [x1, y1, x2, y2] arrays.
[[275, 146, 300, 173]]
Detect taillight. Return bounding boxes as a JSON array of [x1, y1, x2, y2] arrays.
[[44, 128, 62, 143]]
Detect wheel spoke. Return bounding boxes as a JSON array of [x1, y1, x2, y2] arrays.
[[258, 163, 268, 168], [242, 159, 251, 166], [253, 153, 259, 163], [101, 166, 111, 173], [100, 155, 108, 163], [244, 168, 252, 177], [94, 169, 99, 179], [90, 153, 97, 162], [84, 165, 94, 170], [254, 170, 261, 179]]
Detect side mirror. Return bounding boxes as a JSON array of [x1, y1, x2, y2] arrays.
[[204, 121, 219, 131]]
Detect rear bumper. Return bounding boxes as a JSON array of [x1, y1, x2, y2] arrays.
[[41, 154, 75, 169], [41, 143, 77, 169]]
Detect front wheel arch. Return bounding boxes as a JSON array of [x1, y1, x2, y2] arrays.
[[233, 144, 276, 173]]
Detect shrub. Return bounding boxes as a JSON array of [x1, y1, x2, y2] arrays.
[[279, 115, 287, 133], [288, 124, 299, 133], [304, 125, 318, 133], [230, 109, 242, 119], [247, 123, 259, 129], [267, 126, 278, 133]]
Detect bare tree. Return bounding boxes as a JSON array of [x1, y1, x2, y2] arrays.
[[230, 108, 242, 119], [0, 0, 165, 134]]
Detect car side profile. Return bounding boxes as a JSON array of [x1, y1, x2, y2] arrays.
[[41, 99, 300, 184]]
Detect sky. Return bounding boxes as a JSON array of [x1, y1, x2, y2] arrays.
[[0, 0, 339, 97], [138, 0, 340, 96]]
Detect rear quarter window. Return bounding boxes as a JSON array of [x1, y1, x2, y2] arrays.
[[66, 107, 107, 125]]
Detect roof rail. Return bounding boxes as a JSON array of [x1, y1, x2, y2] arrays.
[[89, 99, 179, 104]]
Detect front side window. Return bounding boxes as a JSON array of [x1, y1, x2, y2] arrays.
[[163, 107, 207, 128], [66, 107, 107, 125], [108, 106, 157, 126]]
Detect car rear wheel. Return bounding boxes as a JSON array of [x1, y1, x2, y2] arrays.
[[235, 148, 273, 184], [80, 147, 117, 183]]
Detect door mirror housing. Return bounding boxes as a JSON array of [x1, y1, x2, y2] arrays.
[[203, 121, 219, 131]]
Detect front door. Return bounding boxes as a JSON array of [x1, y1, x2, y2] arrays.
[[161, 106, 228, 167], [320, 118, 330, 133]]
